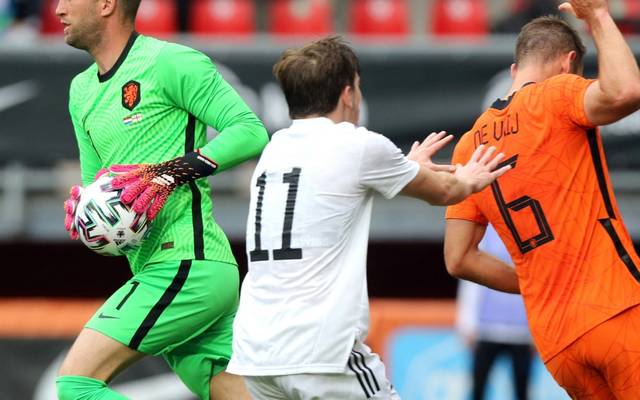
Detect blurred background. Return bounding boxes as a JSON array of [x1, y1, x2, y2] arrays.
[[0, 0, 639, 398]]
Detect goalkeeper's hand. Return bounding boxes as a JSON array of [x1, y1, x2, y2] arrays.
[[109, 151, 218, 220], [63, 185, 83, 240]]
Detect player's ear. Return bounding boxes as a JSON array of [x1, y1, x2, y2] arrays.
[[100, 0, 117, 17], [510, 63, 517, 79], [561, 51, 577, 74], [341, 85, 355, 110]]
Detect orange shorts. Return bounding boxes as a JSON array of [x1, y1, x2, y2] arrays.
[[545, 304, 640, 399]]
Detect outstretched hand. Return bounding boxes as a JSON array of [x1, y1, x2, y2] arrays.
[[454, 145, 511, 194], [407, 131, 456, 172]]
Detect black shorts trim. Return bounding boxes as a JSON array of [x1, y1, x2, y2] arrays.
[[128, 260, 192, 350], [348, 353, 371, 398], [348, 351, 380, 398]]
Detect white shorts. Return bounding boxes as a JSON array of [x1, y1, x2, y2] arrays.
[[244, 342, 400, 400]]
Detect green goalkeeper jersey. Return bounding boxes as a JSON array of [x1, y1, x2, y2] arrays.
[[68, 33, 268, 274]]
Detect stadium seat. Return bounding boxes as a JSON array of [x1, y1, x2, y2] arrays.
[[40, 0, 63, 34], [348, 0, 410, 36], [135, 0, 177, 35], [620, 0, 640, 34], [269, 0, 333, 36], [431, 0, 489, 37], [190, 0, 256, 35], [624, 0, 640, 16]]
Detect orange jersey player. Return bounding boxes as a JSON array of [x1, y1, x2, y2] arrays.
[[444, 1, 640, 399]]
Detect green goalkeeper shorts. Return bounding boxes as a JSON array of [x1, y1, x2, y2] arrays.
[[85, 259, 239, 400]]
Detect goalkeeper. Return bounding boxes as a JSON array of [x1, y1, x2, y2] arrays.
[[57, 0, 267, 399]]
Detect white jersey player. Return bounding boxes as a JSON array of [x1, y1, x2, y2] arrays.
[[228, 36, 510, 400]]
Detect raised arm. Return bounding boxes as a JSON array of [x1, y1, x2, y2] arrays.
[[560, 0, 640, 126], [444, 219, 520, 294]]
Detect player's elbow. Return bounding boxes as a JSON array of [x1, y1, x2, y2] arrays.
[[606, 84, 640, 112], [444, 250, 466, 279], [623, 81, 640, 103]]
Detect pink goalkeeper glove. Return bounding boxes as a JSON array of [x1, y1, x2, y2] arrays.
[[63, 185, 83, 240], [109, 151, 218, 220]]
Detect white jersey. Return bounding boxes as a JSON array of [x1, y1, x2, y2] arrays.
[[228, 117, 419, 376]]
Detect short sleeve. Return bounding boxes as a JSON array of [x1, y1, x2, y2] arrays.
[[542, 74, 596, 128], [445, 135, 488, 224], [359, 132, 419, 199]]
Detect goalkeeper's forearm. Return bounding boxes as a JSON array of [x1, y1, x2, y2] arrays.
[[199, 120, 269, 174]]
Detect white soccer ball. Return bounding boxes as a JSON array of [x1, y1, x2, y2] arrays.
[[74, 175, 151, 256]]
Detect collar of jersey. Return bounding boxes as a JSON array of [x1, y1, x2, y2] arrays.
[[291, 117, 353, 127], [490, 81, 535, 111], [97, 31, 139, 83]]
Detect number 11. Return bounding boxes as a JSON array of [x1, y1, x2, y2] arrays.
[[249, 168, 303, 262]]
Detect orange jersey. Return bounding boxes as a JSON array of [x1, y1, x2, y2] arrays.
[[446, 74, 640, 362]]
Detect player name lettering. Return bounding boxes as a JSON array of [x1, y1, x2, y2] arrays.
[[474, 112, 520, 147]]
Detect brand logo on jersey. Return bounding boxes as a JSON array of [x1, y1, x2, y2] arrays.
[[122, 80, 141, 111], [98, 312, 119, 319], [123, 113, 143, 126]]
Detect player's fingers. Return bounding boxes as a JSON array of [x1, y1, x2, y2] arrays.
[[109, 164, 140, 174], [69, 185, 82, 200], [424, 131, 438, 142], [120, 179, 146, 204], [69, 228, 79, 241], [64, 199, 76, 215], [132, 185, 157, 214], [410, 141, 419, 152], [486, 152, 506, 171], [479, 146, 497, 165], [558, 2, 576, 17], [491, 165, 512, 180], [147, 192, 169, 220], [423, 131, 446, 146], [64, 210, 74, 231], [111, 172, 140, 188], [427, 134, 455, 153], [469, 144, 485, 163], [94, 168, 109, 180]]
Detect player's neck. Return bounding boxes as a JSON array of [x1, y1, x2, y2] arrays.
[[506, 64, 560, 98], [90, 28, 136, 75]]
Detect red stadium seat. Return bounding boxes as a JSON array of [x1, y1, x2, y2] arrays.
[[40, 0, 63, 34], [431, 0, 489, 37], [135, 0, 177, 35], [624, 0, 640, 17], [190, 0, 256, 35], [348, 0, 410, 36], [269, 0, 333, 36]]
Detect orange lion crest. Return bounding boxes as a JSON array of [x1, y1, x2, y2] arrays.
[[122, 80, 141, 111]]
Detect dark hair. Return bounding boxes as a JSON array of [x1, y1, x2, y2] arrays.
[[273, 36, 361, 119], [120, 0, 142, 23], [516, 16, 586, 73]]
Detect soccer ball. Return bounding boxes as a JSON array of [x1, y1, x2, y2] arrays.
[[74, 175, 151, 256]]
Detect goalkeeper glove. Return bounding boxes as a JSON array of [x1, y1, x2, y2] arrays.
[[63, 185, 83, 240], [109, 150, 218, 220]]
